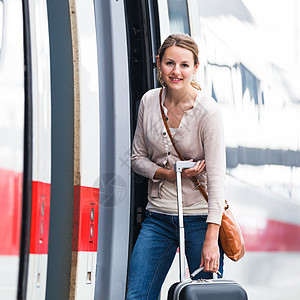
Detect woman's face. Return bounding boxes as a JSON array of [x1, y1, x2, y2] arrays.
[[158, 45, 199, 91]]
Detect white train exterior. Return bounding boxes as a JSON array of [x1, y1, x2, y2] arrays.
[[0, 0, 299, 299]]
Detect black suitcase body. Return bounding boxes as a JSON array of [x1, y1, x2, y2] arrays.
[[168, 161, 248, 300], [168, 278, 248, 300]]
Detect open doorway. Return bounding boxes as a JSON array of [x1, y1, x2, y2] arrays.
[[124, 0, 160, 256]]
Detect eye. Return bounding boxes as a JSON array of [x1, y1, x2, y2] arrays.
[[182, 63, 189, 68], [166, 61, 174, 66]]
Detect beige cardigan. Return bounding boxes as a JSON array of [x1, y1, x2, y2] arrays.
[[131, 87, 226, 225]]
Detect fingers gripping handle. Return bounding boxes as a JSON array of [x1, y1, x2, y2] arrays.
[[174, 161, 197, 173], [190, 267, 223, 279], [190, 267, 205, 279]]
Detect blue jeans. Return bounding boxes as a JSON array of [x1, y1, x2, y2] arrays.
[[126, 211, 224, 300]]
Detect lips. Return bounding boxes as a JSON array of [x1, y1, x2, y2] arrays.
[[169, 77, 183, 83]]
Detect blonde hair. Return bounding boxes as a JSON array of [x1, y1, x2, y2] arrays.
[[157, 34, 200, 89]]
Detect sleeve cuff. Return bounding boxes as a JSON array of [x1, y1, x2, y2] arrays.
[[149, 165, 163, 182], [206, 212, 222, 226]]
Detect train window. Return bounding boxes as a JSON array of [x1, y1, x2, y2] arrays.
[[240, 64, 259, 105], [0, 1, 3, 50], [209, 64, 233, 104], [167, 0, 190, 34]]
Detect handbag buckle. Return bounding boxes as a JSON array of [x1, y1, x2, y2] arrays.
[[193, 179, 202, 188], [224, 199, 229, 210]]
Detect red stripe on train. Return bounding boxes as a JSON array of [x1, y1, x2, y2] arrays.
[[73, 185, 99, 252], [31, 183, 99, 254], [241, 219, 300, 252], [0, 168, 23, 255], [0, 170, 100, 254], [29, 181, 51, 254]]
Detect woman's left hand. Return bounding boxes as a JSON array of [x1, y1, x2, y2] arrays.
[[182, 159, 205, 178], [200, 223, 220, 273]]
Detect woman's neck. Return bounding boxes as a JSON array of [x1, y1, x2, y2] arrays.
[[165, 84, 198, 107]]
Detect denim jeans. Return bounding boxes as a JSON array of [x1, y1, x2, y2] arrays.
[[126, 211, 224, 300]]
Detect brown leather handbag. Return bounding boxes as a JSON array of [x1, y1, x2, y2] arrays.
[[219, 200, 245, 261], [159, 88, 245, 262]]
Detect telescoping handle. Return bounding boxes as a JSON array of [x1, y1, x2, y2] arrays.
[[174, 161, 197, 282], [174, 161, 197, 173]]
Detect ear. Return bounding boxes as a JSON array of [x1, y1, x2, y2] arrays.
[[156, 55, 161, 69], [193, 62, 200, 74]]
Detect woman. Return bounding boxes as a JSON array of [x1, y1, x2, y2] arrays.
[[127, 34, 226, 300]]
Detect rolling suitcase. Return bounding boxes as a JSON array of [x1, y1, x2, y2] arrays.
[[167, 161, 248, 300]]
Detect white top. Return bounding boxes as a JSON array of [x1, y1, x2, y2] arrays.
[[147, 126, 206, 215], [147, 180, 207, 215], [131, 87, 226, 225]]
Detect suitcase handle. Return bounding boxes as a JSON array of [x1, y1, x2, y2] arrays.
[[174, 161, 211, 282], [174, 161, 197, 173], [190, 267, 223, 279], [174, 161, 197, 281]]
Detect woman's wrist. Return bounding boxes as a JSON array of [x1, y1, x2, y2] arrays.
[[205, 223, 220, 242], [153, 168, 175, 181]]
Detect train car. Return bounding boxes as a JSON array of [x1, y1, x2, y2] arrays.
[[0, 0, 101, 298], [0, 0, 27, 298], [0, 0, 299, 299]]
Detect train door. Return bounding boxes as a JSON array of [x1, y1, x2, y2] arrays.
[[41, 1, 100, 299], [67, 0, 100, 299], [93, 1, 132, 300], [25, 0, 51, 299], [0, 0, 29, 298]]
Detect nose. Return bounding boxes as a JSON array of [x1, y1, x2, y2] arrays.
[[172, 64, 180, 75]]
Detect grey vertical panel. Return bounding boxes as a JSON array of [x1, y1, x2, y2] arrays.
[[19, 0, 32, 298], [46, 0, 74, 299], [94, 0, 131, 299]]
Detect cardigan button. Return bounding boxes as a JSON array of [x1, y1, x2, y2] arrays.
[[167, 152, 170, 155], [165, 117, 169, 121], [163, 132, 166, 135]]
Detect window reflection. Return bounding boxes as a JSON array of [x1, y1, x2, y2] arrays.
[[0, 1, 3, 50], [209, 64, 234, 104], [240, 64, 259, 105], [167, 0, 190, 34]]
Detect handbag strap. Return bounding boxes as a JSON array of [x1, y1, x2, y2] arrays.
[[159, 88, 208, 201]]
